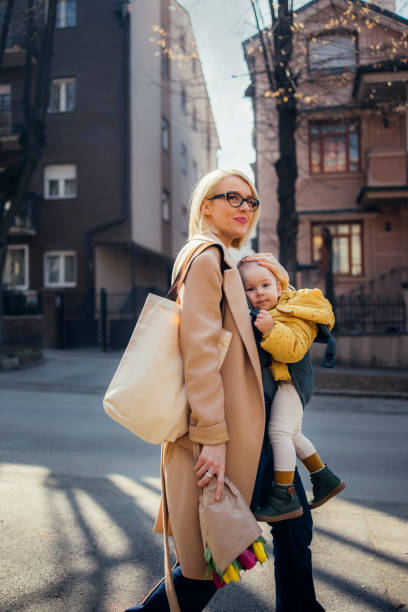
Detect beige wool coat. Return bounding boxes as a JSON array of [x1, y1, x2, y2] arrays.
[[153, 234, 266, 580]]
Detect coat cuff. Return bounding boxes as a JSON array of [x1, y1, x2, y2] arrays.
[[189, 421, 229, 445]]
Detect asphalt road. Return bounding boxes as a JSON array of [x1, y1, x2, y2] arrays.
[[0, 350, 407, 611]]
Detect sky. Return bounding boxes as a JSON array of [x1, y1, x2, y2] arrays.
[[177, 0, 408, 181]]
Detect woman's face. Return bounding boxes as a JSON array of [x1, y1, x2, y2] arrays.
[[202, 175, 255, 247]]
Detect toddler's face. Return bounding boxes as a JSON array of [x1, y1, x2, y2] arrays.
[[239, 262, 281, 311]]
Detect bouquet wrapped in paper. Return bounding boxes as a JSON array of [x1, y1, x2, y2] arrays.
[[198, 474, 268, 588]]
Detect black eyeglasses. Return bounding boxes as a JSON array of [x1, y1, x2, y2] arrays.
[[207, 191, 260, 212]]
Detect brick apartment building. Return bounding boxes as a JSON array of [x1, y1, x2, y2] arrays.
[[243, 0, 408, 299], [1, 0, 219, 347]]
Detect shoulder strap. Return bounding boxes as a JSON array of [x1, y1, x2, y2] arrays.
[[166, 242, 225, 302]]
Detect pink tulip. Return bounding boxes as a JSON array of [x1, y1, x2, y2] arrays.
[[213, 571, 226, 589], [238, 549, 257, 570]]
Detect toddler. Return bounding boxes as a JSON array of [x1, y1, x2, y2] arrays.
[[239, 256, 345, 522]]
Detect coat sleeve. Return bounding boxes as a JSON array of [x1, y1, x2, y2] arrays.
[[260, 317, 317, 363], [179, 246, 229, 445]]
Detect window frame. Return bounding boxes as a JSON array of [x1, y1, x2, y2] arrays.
[[4, 244, 29, 290], [307, 30, 358, 75], [43, 250, 77, 288], [44, 164, 77, 199], [48, 77, 76, 113], [311, 221, 364, 277], [308, 120, 361, 175]]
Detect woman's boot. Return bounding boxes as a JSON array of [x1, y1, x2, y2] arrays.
[[124, 565, 217, 611]]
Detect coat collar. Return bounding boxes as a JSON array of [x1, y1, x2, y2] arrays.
[[222, 267, 263, 396], [173, 233, 263, 397]]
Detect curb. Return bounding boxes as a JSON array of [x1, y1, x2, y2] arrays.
[[314, 388, 408, 400]]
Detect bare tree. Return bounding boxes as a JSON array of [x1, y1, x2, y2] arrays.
[[0, 0, 57, 344]]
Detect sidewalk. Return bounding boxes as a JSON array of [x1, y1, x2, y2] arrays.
[[313, 364, 408, 399], [0, 348, 406, 400]]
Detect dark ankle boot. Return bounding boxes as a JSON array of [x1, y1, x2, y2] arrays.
[[254, 481, 303, 522], [309, 465, 345, 509], [124, 565, 217, 611]]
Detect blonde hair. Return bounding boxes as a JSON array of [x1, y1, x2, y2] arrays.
[[188, 168, 260, 249]]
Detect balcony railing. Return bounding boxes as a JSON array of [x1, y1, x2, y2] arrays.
[[9, 201, 37, 236], [366, 150, 407, 187]]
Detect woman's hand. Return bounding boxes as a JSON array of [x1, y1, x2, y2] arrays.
[[255, 310, 275, 335], [194, 443, 226, 501]]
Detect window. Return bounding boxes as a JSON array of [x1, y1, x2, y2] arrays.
[[180, 143, 187, 174], [207, 128, 211, 154], [161, 51, 169, 80], [179, 32, 186, 52], [308, 34, 356, 73], [180, 85, 187, 112], [44, 251, 76, 287], [192, 106, 197, 131], [48, 78, 76, 113], [312, 222, 363, 276], [3, 245, 29, 289], [44, 164, 77, 199], [56, 0, 77, 28], [161, 190, 170, 223], [181, 205, 189, 237], [310, 121, 360, 173], [192, 160, 198, 185], [161, 117, 170, 152], [0, 84, 11, 135]]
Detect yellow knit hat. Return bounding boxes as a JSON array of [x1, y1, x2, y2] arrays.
[[238, 253, 290, 292]]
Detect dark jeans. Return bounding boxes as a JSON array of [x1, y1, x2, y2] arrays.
[[251, 440, 325, 611]]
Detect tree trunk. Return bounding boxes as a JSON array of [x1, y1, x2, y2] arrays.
[[273, 1, 298, 283]]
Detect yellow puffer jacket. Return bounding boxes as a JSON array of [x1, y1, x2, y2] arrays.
[[260, 288, 335, 381]]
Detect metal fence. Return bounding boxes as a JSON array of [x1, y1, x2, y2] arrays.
[[335, 293, 406, 333]]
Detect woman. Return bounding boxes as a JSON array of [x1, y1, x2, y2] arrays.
[[125, 168, 324, 612]]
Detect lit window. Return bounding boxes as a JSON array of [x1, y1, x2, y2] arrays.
[[44, 164, 77, 199], [161, 117, 170, 152], [3, 245, 29, 289], [308, 34, 356, 72], [310, 121, 360, 173], [44, 251, 76, 287], [161, 190, 170, 223], [312, 223, 363, 276], [0, 83, 11, 135], [56, 0, 77, 28], [48, 78, 76, 113], [180, 143, 187, 174]]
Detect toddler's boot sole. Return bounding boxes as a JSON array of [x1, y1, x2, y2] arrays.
[[309, 480, 346, 509], [255, 507, 304, 522]]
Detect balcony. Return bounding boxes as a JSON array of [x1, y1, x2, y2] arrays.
[[2, 33, 26, 68], [8, 197, 39, 237], [357, 150, 408, 208], [0, 113, 21, 153]]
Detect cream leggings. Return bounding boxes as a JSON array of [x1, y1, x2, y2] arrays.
[[268, 382, 317, 472]]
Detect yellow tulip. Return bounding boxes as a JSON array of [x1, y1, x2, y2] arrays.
[[252, 541, 267, 563], [226, 563, 240, 582]]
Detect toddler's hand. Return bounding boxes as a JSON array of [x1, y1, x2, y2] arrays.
[[254, 310, 274, 335]]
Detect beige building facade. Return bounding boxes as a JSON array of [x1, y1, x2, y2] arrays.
[[244, 0, 408, 297]]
